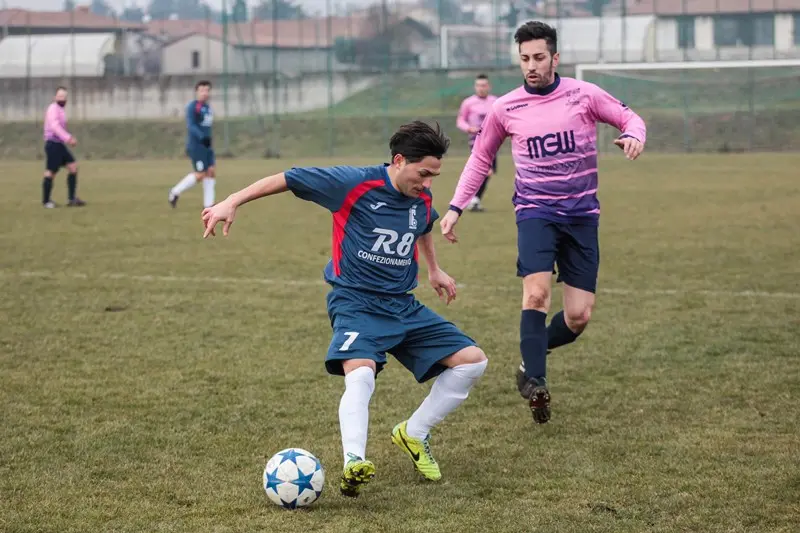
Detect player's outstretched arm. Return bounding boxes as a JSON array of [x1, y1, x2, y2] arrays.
[[588, 85, 647, 160], [418, 232, 457, 305], [442, 107, 507, 244], [202, 172, 289, 238]]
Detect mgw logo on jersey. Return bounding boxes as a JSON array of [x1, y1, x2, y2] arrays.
[[526, 130, 576, 159]]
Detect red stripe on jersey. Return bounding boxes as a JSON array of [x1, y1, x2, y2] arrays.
[[331, 179, 385, 277], [419, 191, 433, 223], [195, 101, 203, 114], [414, 191, 433, 276]]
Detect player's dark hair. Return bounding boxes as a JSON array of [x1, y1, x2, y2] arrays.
[[476, 73, 489, 80], [390, 121, 450, 163], [514, 21, 558, 55], [55, 86, 67, 93], [195, 80, 212, 90]]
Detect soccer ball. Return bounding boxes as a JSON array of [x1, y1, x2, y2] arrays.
[[263, 448, 325, 509]]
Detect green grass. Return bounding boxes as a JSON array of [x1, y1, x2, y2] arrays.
[[1, 154, 800, 532]]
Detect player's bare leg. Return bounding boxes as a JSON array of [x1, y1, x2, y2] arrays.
[[393, 346, 487, 480], [203, 166, 216, 208], [517, 272, 553, 424], [169, 170, 204, 208], [65, 161, 85, 207], [42, 169, 56, 208], [338, 359, 376, 497], [546, 284, 594, 351]]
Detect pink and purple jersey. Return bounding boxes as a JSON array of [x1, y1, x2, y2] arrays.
[[450, 75, 646, 224], [456, 94, 498, 147], [43, 103, 72, 144]]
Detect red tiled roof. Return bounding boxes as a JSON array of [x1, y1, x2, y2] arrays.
[[0, 8, 143, 31], [147, 14, 417, 49]]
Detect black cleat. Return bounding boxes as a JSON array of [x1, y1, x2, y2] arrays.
[[67, 198, 86, 207], [168, 193, 179, 208], [516, 362, 551, 424]]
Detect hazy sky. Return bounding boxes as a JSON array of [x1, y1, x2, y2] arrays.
[[1, 0, 378, 13]]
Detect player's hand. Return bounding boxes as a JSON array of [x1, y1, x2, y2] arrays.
[[202, 198, 237, 238], [429, 268, 457, 305], [614, 136, 644, 160], [468, 126, 479, 134], [440, 210, 461, 244], [68, 137, 77, 147]]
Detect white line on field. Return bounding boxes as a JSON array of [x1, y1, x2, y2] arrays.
[[3, 270, 800, 300]]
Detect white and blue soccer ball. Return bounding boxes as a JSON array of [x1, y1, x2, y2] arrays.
[[263, 448, 325, 509]]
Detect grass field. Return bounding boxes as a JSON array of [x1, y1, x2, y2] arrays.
[[1, 153, 799, 533]]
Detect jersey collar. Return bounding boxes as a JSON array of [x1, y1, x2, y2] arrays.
[[523, 73, 560, 96]]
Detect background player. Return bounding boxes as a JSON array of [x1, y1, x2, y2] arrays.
[[168, 80, 216, 209], [42, 87, 85, 208], [456, 74, 498, 212], [440, 21, 646, 425], [201, 121, 487, 498]]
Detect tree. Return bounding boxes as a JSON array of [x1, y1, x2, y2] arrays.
[[421, 0, 463, 25], [580, 0, 613, 16], [120, 6, 146, 22], [90, 0, 115, 18], [231, 0, 248, 22], [252, 0, 306, 21]]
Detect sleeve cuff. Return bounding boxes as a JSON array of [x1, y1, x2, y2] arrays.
[[448, 205, 463, 216], [618, 133, 640, 142]]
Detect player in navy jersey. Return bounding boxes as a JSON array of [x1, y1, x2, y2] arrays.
[[168, 80, 217, 209], [201, 121, 487, 497]]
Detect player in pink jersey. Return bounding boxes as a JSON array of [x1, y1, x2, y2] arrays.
[[456, 74, 498, 212], [440, 21, 646, 425], [42, 87, 85, 208]]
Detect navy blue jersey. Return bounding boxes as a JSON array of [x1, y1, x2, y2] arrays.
[[285, 164, 439, 296], [185, 100, 213, 149]]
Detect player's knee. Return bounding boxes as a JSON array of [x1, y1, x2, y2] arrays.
[[43, 171, 53, 179], [68, 163, 78, 173], [565, 305, 592, 332], [442, 345, 487, 368], [522, 285, 550, 311], [195, 171, 206, 180], [342, 358, 376, 376]]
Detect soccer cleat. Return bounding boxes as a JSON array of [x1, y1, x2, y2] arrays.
[[67, 198, 86, 207], [391, 421, 441, 481], [43, 201, 57, 209], [467, 197, 484, 212], [168, 192, 179, 208], [339, 453, 375, 498], [517, 361, 551, 424]]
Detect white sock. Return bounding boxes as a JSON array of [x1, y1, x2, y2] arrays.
[[171, 173, 197, 196], [203, 178, 216, 208], [406, 359, 488, 440], [339, 366, 375, 465]]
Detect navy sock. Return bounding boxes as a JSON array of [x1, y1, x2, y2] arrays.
[[42, 177, 53, 204], [520, 309, 548, 380], [67, 173, 77, 201], [547, 311, 580, 350]]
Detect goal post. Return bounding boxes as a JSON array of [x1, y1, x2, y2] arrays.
[[573, 59, 800, 153]]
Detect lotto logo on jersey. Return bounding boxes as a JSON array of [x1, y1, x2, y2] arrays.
[[357, 228, 415, 267], [526, 130, 576, 159]]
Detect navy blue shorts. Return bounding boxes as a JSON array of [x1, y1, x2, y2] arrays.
[[325, 288, 477, 383], [516, 217, 599, 293], [44, 141, 75, 173], [187, 146, 215, 173]]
